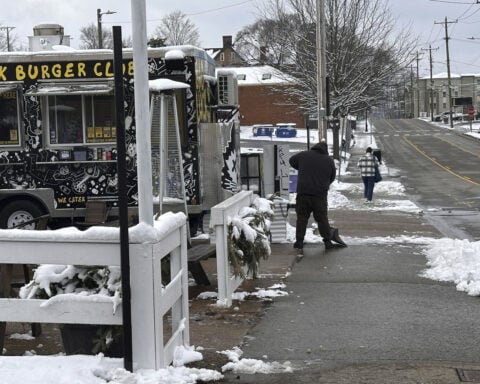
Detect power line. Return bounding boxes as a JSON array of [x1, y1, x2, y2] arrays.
[[186, 1, 254, 17], [104, 1, 254, 24], [430, 0, 480, 4]]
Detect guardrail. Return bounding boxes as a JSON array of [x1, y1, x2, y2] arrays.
[[0, 213, 189, 370]]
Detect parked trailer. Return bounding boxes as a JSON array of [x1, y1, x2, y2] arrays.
[[0, 46, 240, 230]]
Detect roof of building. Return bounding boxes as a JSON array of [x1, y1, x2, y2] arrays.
[[216, 65, 293, 85], [419, 72, 471, 80]]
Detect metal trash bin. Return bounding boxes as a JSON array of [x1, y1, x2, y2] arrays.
[[372, 149, 382, 164]]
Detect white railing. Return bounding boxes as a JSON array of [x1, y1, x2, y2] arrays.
[[210, 190, 253, 307], [0, 214, 190, 371]]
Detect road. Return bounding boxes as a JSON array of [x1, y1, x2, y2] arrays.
[[372, 118, 480, 240]]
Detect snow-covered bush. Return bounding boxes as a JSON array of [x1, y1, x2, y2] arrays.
[[227, 195, 273, 278], [20, 265, 121, 301], [19, 265, 122, 354]]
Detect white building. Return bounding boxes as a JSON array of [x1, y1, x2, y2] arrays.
[[417, 72, 480, 117]]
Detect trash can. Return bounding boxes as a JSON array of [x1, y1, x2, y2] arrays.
[[372, 149, 382, 164]]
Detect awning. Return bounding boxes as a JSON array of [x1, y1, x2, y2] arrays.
[[25, 82, 114, 96]]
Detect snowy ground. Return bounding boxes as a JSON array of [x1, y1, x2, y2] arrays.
[[1, 119, 480, 383]]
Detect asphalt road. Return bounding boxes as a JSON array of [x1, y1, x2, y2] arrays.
[[372, 118, 480, 240]]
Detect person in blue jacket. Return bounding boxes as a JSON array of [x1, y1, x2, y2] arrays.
[[289, 141, 346, 250]]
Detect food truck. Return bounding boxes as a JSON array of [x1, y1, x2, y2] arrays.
[[0, 46, 240, 231]]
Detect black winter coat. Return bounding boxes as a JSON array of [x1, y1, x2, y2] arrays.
[[289, 142, 336, 196]]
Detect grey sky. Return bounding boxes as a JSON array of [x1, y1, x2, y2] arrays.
[[2, 0, 480, 75]]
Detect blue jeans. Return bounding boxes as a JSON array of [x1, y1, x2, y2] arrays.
[[362, 176, 376, 201]]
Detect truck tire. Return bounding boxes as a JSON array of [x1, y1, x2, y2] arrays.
[[0, 200, 45, 229]]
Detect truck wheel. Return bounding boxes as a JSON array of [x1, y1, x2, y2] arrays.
[[0, 201, 45, 229]]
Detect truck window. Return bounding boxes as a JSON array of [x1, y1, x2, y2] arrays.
[[85, 95, 116, 143], [26, 81, 116, 147], [48, 95, 83, 144], [0, 87, 21, 147], [46, 94, 116, 146]]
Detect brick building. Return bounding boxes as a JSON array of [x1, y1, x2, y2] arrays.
[[221, 65, 305, 127]]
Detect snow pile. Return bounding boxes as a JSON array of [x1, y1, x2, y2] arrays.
[[422, 238, 480, 296], [220, 347, 293, 374], [198, 283, 288, 302]]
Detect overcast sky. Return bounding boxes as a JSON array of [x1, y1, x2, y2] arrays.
[[2, 0, 480, 75]]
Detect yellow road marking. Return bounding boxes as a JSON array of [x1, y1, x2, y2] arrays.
[[381, 120, 480, 187], [403, 135, 480, 187], [435, 135, 480, 159]]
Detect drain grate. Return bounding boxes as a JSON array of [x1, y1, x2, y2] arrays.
[[457, 368, 480, 382]]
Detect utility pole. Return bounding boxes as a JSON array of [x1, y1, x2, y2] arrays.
[[410, 64, 414, 118], [315, 0, 327, 142], [415, 51, 422, 118], [422, 45, 439, 121], [435, 17, 457, 128], [0, 26, 15, 52]]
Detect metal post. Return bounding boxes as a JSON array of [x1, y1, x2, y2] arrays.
[[365, 109, 368, 132], [131, 0, 154, 225], [112, 25, 133, 372], [97, 9, 102, 49]]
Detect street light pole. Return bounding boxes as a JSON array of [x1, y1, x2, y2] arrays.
[[97, 8, 116, 49]]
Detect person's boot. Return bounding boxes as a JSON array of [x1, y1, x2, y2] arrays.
[[293, 240, 304, 250], [324, 239, 334, 250], [331, 227, 347, 247]]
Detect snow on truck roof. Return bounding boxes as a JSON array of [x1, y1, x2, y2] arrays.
[[149, 78, 190, 92]]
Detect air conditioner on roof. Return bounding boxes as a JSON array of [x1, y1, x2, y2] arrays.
[[217, 70, 239, 106]]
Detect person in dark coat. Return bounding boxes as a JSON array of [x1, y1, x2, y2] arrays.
[[289, 141, 346, 250]]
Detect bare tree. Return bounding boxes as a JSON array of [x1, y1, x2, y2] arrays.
[[236, 0, 417, 116], [152, 10, 200, 46], [79, 23, 132, 49], [0, 26, 19, 52], [79, 23, 113, 49]]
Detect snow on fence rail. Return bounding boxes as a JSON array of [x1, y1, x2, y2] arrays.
[[210, 190, 254, 307], [0, 213, 190, 371]]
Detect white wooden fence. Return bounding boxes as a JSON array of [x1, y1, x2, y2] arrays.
[[210, 190, 254, 307], [0, 214, 190, 371]]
